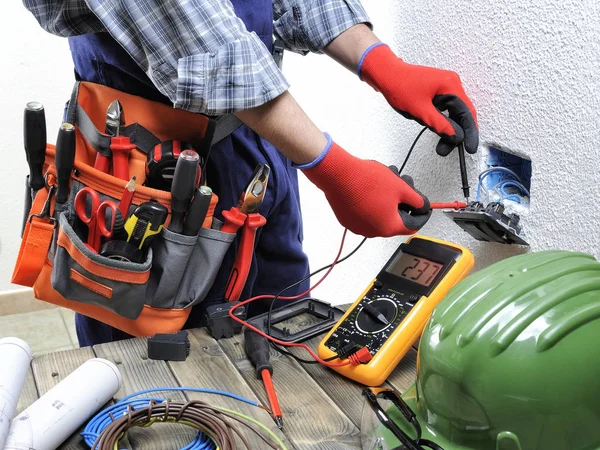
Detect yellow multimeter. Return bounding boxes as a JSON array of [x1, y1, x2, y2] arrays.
[[318, 235, 474, 386]]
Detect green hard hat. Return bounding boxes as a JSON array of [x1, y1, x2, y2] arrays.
[[374, 250, 600, 450]]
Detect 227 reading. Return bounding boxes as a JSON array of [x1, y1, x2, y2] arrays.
[[387, 253, 443, 287]]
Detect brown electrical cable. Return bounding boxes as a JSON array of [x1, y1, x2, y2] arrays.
[[92, 399, 280, 450]]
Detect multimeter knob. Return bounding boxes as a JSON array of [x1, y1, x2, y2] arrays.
[[355, 298, 397, 334]]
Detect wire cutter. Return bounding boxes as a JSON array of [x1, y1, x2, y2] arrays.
[[222, 164, 270, 302], [75, 187, 119, 252]]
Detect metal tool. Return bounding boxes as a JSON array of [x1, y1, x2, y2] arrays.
[[183, 186, 212, 236], [106, 101, 136, 181], [74, 187, 120, 252], [55, 123, 76, 204], [124, 201, 168, 250], [244, 328, 284, 430], [169, 150, 200, 234], [94, 101, 118, 174], [458, 142, 470, 201], [222, 164, 270, 302], [23, 102, 47, 192]]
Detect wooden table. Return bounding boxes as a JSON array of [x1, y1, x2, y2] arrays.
[[17, 313, 417, 449]]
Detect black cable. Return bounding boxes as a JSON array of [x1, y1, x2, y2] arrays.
[[399, 126, 428, 174], [264, 126, 429, 363], [267, 237, 368, 363]]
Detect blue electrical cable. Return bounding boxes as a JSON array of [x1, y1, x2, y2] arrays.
[[476, 167, 525, 202], [83, 387, 260, 449]]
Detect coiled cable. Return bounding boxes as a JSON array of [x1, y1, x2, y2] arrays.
[[83, 387, 287, 450]]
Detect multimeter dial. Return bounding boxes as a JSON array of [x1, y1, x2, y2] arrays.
[[355, 297, 397, 334], [325, 289, 412, 355]]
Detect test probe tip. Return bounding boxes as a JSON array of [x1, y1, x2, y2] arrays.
[[275, 416, 284, 430]]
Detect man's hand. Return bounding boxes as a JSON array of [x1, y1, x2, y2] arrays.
[[359, 43, 479, 156], [298, 136, 431, 238], [235, 91, 431, 238]]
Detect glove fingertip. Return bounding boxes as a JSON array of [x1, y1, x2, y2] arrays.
[[464, 130, 480, 154], [400, 174, 415, 187], [436, 138, 456, 157]]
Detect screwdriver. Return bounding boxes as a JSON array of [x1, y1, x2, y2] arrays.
[[169, 150, 200, 234], [24, 102, 47, 192], [183, 186, 212, 236], [55, 123, 76, 204], [244, 328, 284, 430]]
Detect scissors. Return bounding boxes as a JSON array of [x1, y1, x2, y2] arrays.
[[74, 187, 119, 252]]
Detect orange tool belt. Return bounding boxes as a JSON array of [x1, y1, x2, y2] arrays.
[[12, 82, 235, 337]]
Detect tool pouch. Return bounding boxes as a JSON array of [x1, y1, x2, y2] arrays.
[[12, 82, 235, 336]]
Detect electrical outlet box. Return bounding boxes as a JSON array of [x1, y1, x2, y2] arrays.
[[480, 146, 532, 209]]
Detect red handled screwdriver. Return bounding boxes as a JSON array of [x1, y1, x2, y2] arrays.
[[169, 150, 200, 234], [244, 327, 284, 430]]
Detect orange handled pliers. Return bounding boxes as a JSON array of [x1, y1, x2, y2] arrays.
[[223, 164, 270, 302]]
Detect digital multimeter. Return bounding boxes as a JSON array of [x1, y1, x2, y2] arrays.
[[318, 235, 474, 386]]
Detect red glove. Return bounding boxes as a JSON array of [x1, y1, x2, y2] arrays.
[[299, 135, 431, 238], [359, 43, 479, 156]]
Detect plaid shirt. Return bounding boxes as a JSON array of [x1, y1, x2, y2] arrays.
[[23, 0, 370, 115]]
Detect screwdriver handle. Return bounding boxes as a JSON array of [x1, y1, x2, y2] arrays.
[[182, 186, 212, 236], [244, 328, 273, 379], [24, 102, 47, 191], [55, 123, 76, 204], [169, 150, 200, 233]]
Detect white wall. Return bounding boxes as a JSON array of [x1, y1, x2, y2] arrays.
[[0, 4, 76, 293], [291, 0, 600, 303], [1, 1, 599, 307]]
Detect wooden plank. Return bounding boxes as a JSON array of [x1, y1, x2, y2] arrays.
[[385, 348, 418, 393], [170, 329, 290, 449], [31, 347, 96, 449], [15, 368, 38, 415], [219, 330, 361, 450], [94, 337, 196, 449], [273, 312, 367, 428]]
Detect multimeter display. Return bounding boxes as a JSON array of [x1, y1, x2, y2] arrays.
[[319, 236, 474, 385], [385, 253, 443, 287]]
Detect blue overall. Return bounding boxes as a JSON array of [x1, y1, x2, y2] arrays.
[[68, 1, 310, 346]]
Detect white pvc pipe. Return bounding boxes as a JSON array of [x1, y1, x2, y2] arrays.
[[4, 358, 122, 450], [0, 337, 32, 449]]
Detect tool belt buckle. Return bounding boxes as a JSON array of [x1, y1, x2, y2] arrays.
[[28, 184, 57, 228]]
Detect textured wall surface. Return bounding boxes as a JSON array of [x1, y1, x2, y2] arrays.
[[1, 1, 599, 305]]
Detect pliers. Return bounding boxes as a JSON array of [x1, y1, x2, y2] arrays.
[[222, 164, 270, 302]]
